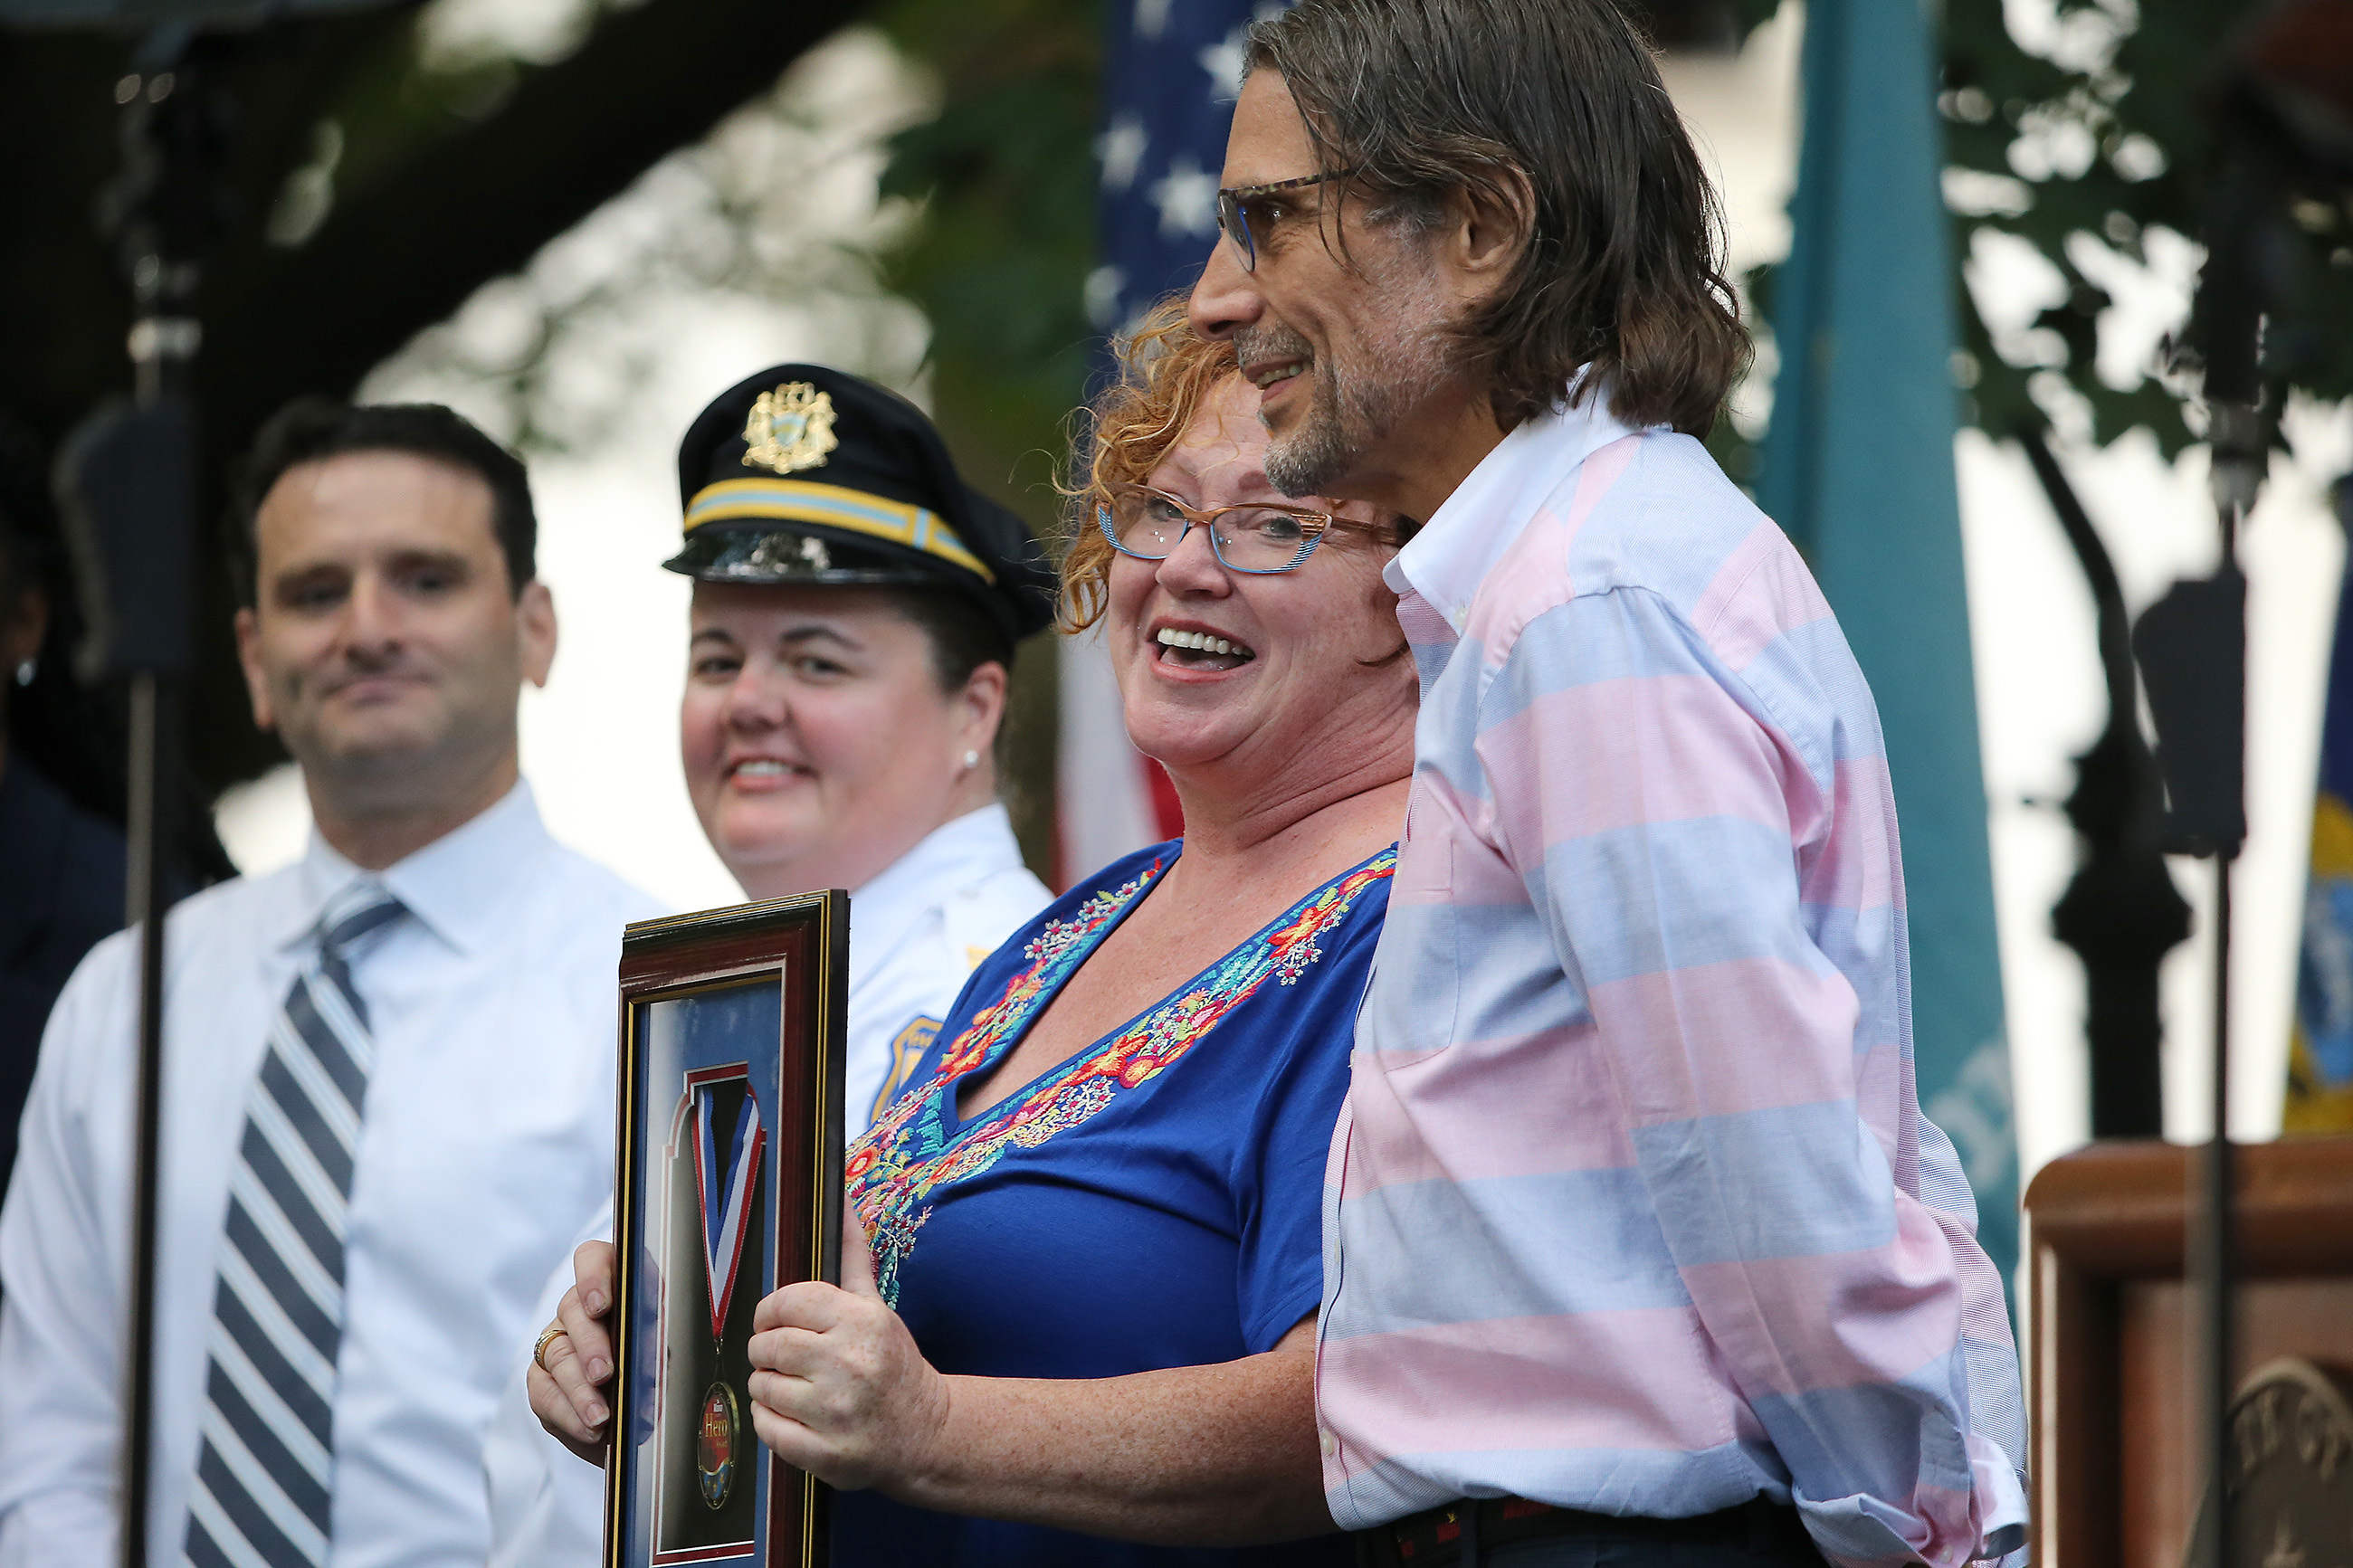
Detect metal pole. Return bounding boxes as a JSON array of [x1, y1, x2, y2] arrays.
[[112, 48, 204, 1568], [2204, 482, 2249, 1568], [2193, 446, 2253, 1568], [2137, 454, 2253, 1568], [122, 670, 174, 1568], [2205, 849, 2234, 1568]]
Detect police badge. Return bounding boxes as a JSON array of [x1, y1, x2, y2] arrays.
[[606, 894, 848, 1568], [740, 383, 839, 475]]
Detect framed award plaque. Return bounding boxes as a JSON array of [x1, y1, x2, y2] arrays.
[[605, 892, 848, 1568]]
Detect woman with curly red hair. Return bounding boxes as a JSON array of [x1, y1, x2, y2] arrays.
[[535, 304, 1415, 1567]]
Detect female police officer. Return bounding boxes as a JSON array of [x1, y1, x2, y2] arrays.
[[483, 366, 1058, 1564]]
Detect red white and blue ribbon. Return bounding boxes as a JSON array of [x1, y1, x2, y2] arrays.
[[690, 1088, 765, 1341]]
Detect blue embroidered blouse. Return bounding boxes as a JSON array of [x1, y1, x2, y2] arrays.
[[835, 841, 1396, 1568]]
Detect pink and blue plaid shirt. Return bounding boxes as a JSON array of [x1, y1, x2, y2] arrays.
[[1316, 394, 2028, 1567]]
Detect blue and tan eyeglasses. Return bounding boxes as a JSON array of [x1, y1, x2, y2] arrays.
[[1215, 170, 1357, 272], [1098, 485, 1339, 574]]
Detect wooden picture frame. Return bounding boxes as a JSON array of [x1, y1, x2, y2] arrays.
[[604, 893, 849, 1568]]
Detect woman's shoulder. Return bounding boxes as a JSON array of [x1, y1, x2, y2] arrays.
[[943, 837, 1393, 1047], [1234, 841, 1397, 1003], [933, 841, 1178, 1020], [1065, 839, 1182, 900], [977, 841, 1176, 957], [1281, 841, 1398, 942]]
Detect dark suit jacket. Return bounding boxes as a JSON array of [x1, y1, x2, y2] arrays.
[[0, 759, 126, 1192]]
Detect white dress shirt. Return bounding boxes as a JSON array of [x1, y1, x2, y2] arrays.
[[481, 802, 1048, 1567], [0, 783, 664, 1568]]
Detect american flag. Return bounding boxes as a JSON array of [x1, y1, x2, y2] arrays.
[[1056, 0, 1287, 887], [1089, 0, 1290, 337]]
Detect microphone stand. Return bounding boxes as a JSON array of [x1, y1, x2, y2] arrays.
[[2131, 112, 2269, 1568], [52, 25, 213, 1568]]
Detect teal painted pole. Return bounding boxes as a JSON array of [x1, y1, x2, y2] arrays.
[[1759, 0, 2017, 1283]]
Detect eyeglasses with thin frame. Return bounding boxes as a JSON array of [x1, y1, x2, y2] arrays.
[[1097, 484, 1366, 575], [1215, 170, 1358, 272]]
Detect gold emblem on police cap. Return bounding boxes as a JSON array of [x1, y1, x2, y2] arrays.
[[741, 382, 838, 475]]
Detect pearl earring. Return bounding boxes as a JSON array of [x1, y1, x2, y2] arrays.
[[13, 658, 31, 687], [962, 749, 980, 770]]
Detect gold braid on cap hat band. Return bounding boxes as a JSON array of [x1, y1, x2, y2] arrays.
[[683, 478, 995, 584]]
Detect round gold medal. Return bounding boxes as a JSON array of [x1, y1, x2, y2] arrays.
[[696, 1380, 739, 1509]]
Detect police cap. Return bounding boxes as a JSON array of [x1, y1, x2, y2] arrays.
[[666, 365, 1056, 643]]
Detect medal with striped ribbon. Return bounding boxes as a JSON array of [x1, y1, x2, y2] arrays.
[[690, 1086, 763, 1511]]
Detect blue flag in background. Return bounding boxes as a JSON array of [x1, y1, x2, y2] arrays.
[[1760, 0, 2018, 1283], [1060, 0, 1281, 889], [2288, 481, 2353, 1134], [1091, 0, 1283, 337]]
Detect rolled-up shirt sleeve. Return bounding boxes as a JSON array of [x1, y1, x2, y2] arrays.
[[1474, 582, 2024, 1568]]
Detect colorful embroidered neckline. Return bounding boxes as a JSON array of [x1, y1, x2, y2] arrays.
[[846, 846, 1396, 1304]]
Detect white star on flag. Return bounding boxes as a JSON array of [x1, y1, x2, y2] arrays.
[[1201, 2, 1290, 98], [1198, 26, 1247, 101], [1097, 114, 1148, 194], [1067, 0, 1305, 891], [1084, 265, 1127, 330], [1149, 155, 1221, 238]]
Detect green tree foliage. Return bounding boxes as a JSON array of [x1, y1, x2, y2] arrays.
[[1, 0, 881, 803], [1935, 0, 2208, 455], [870, 0, 1100, 519], [859, 0, 1100, 870], [1749, 0, 2351, 458]]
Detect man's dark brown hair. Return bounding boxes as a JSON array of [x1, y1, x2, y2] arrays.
[[1247, 0, 1749, 436], [232, 399, 538, 608]]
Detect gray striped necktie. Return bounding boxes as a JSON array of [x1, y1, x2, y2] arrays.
[[183, 881, 405, 1568]]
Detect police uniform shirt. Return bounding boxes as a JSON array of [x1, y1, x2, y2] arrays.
[[481, 801, 1049, 1567], [0, 784, 665, 1568]]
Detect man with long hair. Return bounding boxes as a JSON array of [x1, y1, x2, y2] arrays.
[[1190, 5, 2027, 1566]]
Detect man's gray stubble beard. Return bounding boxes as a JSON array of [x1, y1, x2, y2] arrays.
[[1256, 272, 1456, 499]]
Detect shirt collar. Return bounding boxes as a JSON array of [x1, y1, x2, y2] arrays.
[[280, 780, 554, 957], [846, 803, 1026, 983], [1385, 376, 1642, 633]]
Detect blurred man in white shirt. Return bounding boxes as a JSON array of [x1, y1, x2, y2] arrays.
[[0, 400, 663, 1568]]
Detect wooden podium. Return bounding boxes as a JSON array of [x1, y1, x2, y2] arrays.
[[2022, 1136, 2353, 1568]]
